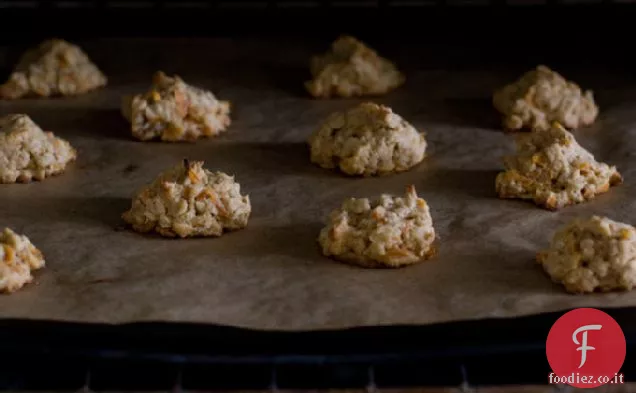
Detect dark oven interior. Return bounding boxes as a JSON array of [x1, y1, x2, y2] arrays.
[[1, 0, 635, 391]]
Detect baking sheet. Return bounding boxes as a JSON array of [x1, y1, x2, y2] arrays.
[[1, 38, 636, 330]]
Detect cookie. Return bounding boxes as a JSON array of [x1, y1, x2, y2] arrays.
[[537, 216, 636, 294], [305, 35, 405, 98], [309, 102, 426, 176], [0, 39, 107, 99], [122, 160, 251, 238], [496, 122, 621, 210], [122, 71, 231, 142], [0, 114, 77, 183], [493, 65, 598, 132], [318, 185, 436, 268], [0, 228, 45, 294]]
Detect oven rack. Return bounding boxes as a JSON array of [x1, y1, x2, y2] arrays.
[[1, 308, 635, 391]]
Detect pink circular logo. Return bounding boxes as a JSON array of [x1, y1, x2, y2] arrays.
[[546, 308, 626, 388]]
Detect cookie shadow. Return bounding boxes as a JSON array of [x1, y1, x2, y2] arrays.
[[391, 96, 502, 131], [216, 142, 443, 180], [4, 196, 131, 229], [209, 58, 311, 98], [424, 168, 499, 199], [265, 64, 313, 98], [441, 249, 561, 306], [437, 97, 501, 130], [24, 107, 131, 142], [213, 222, 326, 263], [201, 142, 340, 179], [466, 260, 562, 300]]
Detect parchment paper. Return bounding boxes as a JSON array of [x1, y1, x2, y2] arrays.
[[1, 38, 636, 331]]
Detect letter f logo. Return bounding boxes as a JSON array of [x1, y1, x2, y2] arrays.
[[546, 309, 625, 388], [573, 324, 602, 368]]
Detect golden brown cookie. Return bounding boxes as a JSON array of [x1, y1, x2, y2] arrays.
[[0, 228, 45, 294], [0, 39, 106, 99], [496, 122, 621, 210], [305, 35, 404, 98], [318, 185, 436, 268], [538, 216, 636, 294], [122, 71, 231, 142], [122, 160, 251, 238], [493, 65, 598, 132], [0, 114, 76, 184], [309, 102, 426, 176]]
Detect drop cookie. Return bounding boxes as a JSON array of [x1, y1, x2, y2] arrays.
[[496, 122, 621, 210], [309, 102, 426, 176], [305, 35, 405, 98], [0, 228, 45, 294], [121, 71, 231, 142], [122, 160, 250, 238], [318, 185, 436, 268], [493, 65, 598, 132], [0, 39, 107, 99], [537, 216, 636, 294], [0, 114, 77, 184]]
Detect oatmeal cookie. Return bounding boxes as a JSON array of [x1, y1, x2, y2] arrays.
[[496, 122, 621, 210], [537, 216, 636, 294], [305, 35, 405, 98], [0, 114, 77, 184], [493, 65, 598, 132], [122, 160, 250, 238], [0, 39, 107, 99], [309, 102, 426, 176], [0, 228, 45, 294], [122, 71, 231, 142], [318, 185, 436, 268]]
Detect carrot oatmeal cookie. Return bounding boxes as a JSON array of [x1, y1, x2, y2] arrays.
[[309, 102, 426, 176], [318, 185, 436, 268], [0, 114, 77, 184], [496, 122, 621, 210], [537, 216, 636, 294], [122, 160, 250, 238], [0, 228, 45, 294], [493, 65, 598, 132], [0, 39, 107, 99], [305, 35, 405, 98], [121, 71, 231, 142]]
